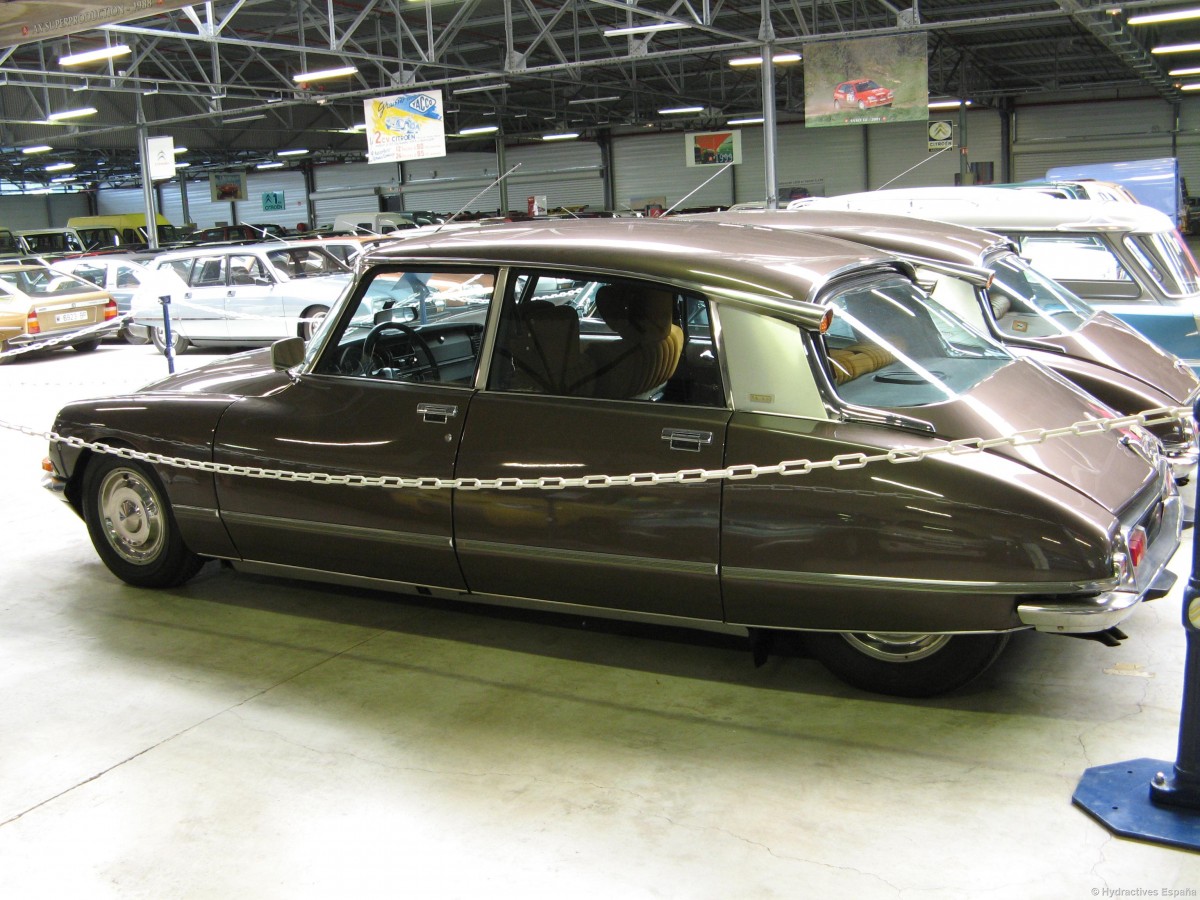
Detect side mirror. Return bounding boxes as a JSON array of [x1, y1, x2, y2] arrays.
[[270, 336, 305, 371]]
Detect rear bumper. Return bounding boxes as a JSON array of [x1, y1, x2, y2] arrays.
[[1017, 479, 1182, 634]]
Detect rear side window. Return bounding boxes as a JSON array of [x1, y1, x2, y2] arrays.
[[488, 270, 725, 407]]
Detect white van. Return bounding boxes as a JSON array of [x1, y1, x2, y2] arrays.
[[332, 212, 418, 235]]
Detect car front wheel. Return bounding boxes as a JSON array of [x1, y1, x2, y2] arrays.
[[805, 631, 1010, 697], [81, 455, 205, 588], [151, 325, 189, 356]]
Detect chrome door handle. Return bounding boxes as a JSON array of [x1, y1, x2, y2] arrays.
[[417, 403, 458, 424], [661, 428, 713, 452]]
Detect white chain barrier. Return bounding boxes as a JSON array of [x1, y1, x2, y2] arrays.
[[4, 406, 1191, 491]]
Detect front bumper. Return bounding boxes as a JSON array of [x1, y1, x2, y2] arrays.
[[1017, 473, 1182, 634]]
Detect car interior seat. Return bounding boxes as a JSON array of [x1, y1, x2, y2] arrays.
[[502, 299, 594, 395], [585, 284, 684, 400]]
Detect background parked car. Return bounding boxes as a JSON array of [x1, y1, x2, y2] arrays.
[[132, 242, 352, 354], [52, 254, 161, 344], [0, 262, 118, 361], [833, 79, 894, 109]]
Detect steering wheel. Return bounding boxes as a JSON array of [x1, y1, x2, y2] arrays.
[[361, 321, 440, 381]]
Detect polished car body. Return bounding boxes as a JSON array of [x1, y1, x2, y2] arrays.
[[688, 209, 1200, 481], [52, 253, 157, 344], [0, 262, 118, 359], [44, 219, 1181, 696], [131, 242, 352, 353], [833, 79, 894, 109], [794, 188, 1200, 370]]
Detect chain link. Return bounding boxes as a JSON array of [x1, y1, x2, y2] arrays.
[[5, 406, 1189, 491]]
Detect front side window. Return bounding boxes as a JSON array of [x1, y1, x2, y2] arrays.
[[1124, 231, 1200, 298], [823, 275, 1011, 409], [312, 266, 496, 386], [488, 270, 724, 407], [227, 254, 267, 285], [985, 252, 1092, 337], [1011, 233, 1132, 284]]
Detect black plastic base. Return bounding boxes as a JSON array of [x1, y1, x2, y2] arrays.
[[1074, 758, 1200, 852]]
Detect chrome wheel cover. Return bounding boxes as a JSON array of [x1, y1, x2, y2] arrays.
[[97, 467, 166, 564], [841, 632, 952, 663]]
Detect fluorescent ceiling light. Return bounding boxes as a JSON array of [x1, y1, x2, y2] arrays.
[[45, 162, 75, 172], [46, 107, 97, 121], [1130, 7, 1200, 26], [257, 161, 284, 169], [459, 125, 499, 135], [1170, 66, 1200, 76], [175, 162, 191, 168], [542, 131, 579, 141], [174, 146, 188, 154], [454, 82, 509, 95], [143, 87, 159, 96], [727, 116, 764, 125], [59, 44, 130, 66], [928, 99, 971, 109], [658, 105, 704, 115], [51, 176, 77, 183], [292, 65, 358, 82], [22, 145, 53, 155], [604, 22, 691, 37], [728, 52, 802, 67], [277, 148, 309, 156], [225, 113, 266, 124], [1152, 42, 1200, 54], [1182, 83, 1200, 91], [568, 95, 622, 105]]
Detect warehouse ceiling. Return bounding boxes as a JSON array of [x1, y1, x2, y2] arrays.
[[0, 0, 1196, 189]]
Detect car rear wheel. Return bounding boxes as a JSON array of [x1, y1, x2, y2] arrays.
[[805, 631, 1010, 697], [299, 305, 329, 341], [151, 325, 189, 356], [833, 98, 842, 110], [82, 455, 204, 588], [857, 100, 866, 110], [72, 338, 100, 354]]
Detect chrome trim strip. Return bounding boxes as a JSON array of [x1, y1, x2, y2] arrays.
[[173, 504, 221, 520], [229, 560, 748, 636], [221, 509, 452, 550], [458, 538, 718, 577], [723, 566, 1118, 595]]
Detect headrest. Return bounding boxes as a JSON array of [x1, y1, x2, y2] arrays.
[[594, 284, 674, 341]]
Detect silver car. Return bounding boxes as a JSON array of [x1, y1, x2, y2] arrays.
[[132, 243, 352, 354]]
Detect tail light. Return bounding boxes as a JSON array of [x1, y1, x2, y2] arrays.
[[1128, 526, 1148, 569], [27, 310, 39, 335], [103, 298, 118, 321]]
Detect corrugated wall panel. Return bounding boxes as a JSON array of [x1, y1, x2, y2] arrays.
[[866, 112, 1002, 188], [311, 161, 401, 226], [775, 123, 868, 197], [401, 151, 501, 215], [612, 132, 734, 211], [505, 141, 604, 213], [1013, 99, 1175, 182], [1, 193, 89, 229]]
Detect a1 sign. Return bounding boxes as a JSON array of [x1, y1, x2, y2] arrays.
[[928, 119, 954, 152], [262, 191, 285, 211]]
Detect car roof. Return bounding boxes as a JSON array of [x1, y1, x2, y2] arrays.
[[684, 208, 1013, 268], [795, 187, 1177, 234], [360, 218, 910, 311]]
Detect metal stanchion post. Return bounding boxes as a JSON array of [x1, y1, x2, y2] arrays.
[[1072, 399, 1200, 850], [159, 294, 175, 375]]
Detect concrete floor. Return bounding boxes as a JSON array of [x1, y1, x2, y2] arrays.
[[2, 342, 1200, 899]]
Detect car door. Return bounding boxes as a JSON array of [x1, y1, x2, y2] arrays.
[[224, 252, 288, 341], [454, 270, 730, 621], [174, 252, 231, 341], [211, 264, 500, 589]]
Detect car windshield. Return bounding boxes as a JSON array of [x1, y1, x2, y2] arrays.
[[856, 80, 881, 90], [0, 266, 95, 299], [823, 275, 1011, 408], [264, 246, 347, 279], [985, 251, 1093, 336], [1123, 230, 1200, 298]]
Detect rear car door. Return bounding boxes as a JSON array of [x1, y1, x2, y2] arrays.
[[454, 270, 730, 621], [224, 252, 287, 341]]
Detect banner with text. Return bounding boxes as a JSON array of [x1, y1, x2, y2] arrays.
[[365, 91, 446, 164]]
